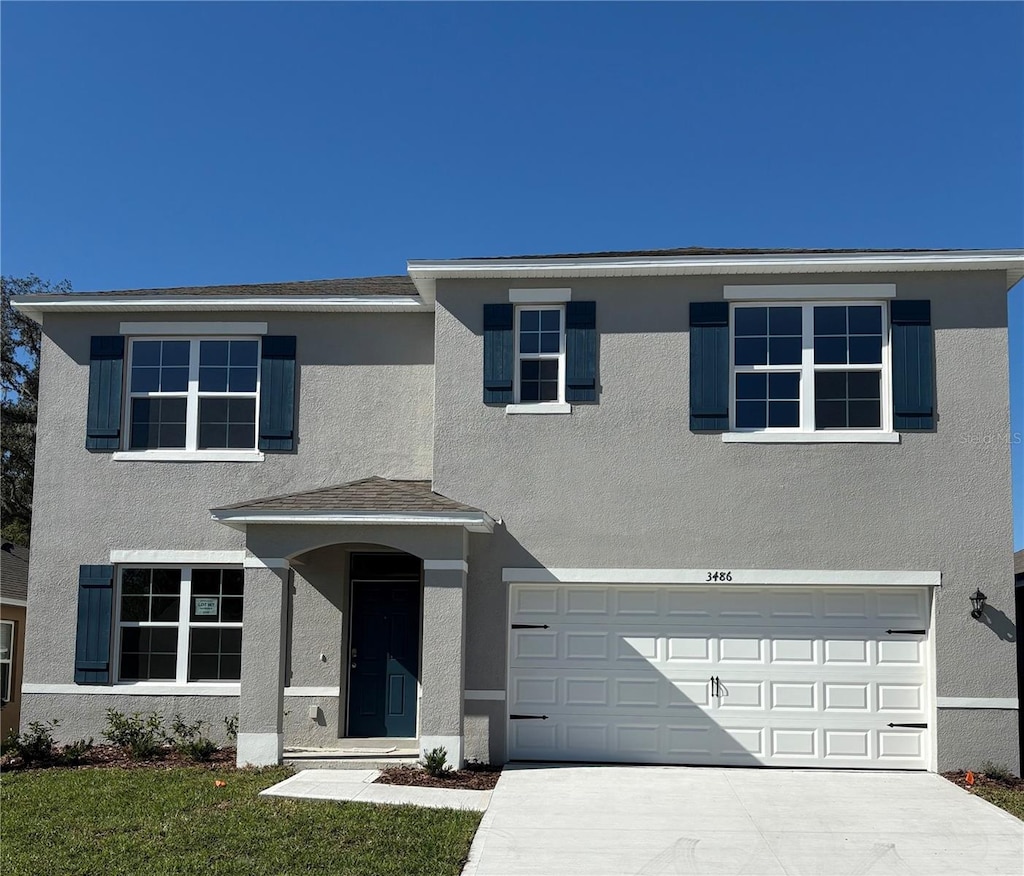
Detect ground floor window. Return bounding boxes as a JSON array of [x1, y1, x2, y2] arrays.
[[0, 620, 13, 702], [117, 567, 243, 683]]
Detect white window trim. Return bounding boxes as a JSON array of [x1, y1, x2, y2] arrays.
[[0, 619, 14, 703], [122, 336, 261, 456], [120, 322, 268, 336], [508, 288, 572, 303], [115, 565, 243, 686], [728, 300, 892, 439], [509, 303, 568, 412]]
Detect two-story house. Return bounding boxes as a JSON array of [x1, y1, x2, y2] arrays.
[[13, 247, 1023, 774]]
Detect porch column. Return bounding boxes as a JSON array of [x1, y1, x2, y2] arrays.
[[420, 558, 467, 768], [237, 562, 289, 767]]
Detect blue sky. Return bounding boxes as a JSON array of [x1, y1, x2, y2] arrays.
[[2, 2, 1022, 544]]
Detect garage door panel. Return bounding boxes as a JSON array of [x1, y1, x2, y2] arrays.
[[508, 584, 931, 769]]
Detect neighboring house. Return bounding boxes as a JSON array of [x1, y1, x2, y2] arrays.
[[1, 542, 29, 739], [11, 247, 1024, 775]]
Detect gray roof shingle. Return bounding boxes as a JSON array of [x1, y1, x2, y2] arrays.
[[212, 477, 481, 514], [1, 543, 29, 603], [18, 275, 416, 300]]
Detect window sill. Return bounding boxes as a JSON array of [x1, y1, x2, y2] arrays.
[[722, 431, 900, 444], [111, 450, 265, 462], [505, 403, 572, 415], [23, 682, 240, 696]]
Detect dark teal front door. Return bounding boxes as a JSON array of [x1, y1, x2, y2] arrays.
[[348, 579, 420, 737]]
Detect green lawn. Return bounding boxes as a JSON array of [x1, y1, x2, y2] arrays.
[[0, 766, 482, 876], [972, 785, 1024, 821]]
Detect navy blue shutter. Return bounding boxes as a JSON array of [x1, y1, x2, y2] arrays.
[[483, 304, 514, 404], [86, 336, 125, 451], [259, 336, 297, 451], [75, 565, 114, 684], [565, 301, 597, 403], [891, 300, 935, 430], [689, 302, 730, 431]]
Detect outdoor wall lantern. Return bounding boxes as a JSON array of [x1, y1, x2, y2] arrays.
[[969, 589, 987, 619]]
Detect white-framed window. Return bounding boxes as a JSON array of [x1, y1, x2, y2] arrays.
[[0, 620, 14, 703], [116, 566, 243, 683], [125, 338, 260, 451], [514, 305, 565, 404], [730, 302, 890, 433]]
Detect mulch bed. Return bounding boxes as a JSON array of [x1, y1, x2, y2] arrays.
[[374, 764, 502, 791], [942, 770, 1024, 792], [1, 744, 237, 773]]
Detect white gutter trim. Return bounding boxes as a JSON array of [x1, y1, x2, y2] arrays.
[[11, 295, 431, 322], [502, 567, 942, 587], [408, 250, 1024, 295], [211, 509, 495, 534]]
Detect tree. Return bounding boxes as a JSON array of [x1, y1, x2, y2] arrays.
[[2, 275, 71, 545]]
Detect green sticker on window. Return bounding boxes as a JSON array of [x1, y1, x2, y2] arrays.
[[194, 597, 218, 616]]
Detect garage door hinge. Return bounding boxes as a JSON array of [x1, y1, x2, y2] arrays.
[[885, 629, 926, 635], [510, 714, 549, 720], [511, 623, 550, 629], [886, 722, 927, 729]]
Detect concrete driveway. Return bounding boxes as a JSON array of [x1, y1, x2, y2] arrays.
[[463, 764, 1023, 876]]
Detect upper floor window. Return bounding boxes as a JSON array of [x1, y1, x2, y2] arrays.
[[515, 306, 565, 404], [731, 303, 889, 433], [126, 338, 259, 451]]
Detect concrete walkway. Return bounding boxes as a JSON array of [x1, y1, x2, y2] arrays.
[[259, 768, 491, 811], [463, 764, 1024, 876]]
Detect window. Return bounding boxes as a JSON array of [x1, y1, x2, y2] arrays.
[[127, 339, 259, 451], [731, 303, 888, 433], [0, 620, 13, 703], [515, 306, 565, 404], [117, 567, 243, 683]]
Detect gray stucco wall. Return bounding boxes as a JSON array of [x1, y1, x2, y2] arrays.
[[433, 271, 1017, 771], [22, 310, 434, 737]]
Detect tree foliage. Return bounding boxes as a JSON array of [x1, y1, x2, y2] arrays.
[[2, 275, 71, 545]]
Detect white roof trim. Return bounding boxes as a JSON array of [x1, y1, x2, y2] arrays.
[[211, 509, 495, 534], [409, 249, 1024, 296], [502, 567, 942, 587], [12, 295, 432, 322]]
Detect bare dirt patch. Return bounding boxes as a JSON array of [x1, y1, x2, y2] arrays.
[[1, 744, 237, 773], [942, 769, 1024, 792], [375, 764, 502, 791]]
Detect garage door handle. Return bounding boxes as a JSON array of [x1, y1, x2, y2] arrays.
[[885, 629, 926, 635], [887, 722, 927, 729], [511, 623, 550, 630], [510, 714, 549, 720]]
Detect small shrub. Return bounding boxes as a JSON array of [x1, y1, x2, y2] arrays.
[[170, 715, 218, 762], [59, 737, 94, 765], [981, 761, 1016, 782], [1, 728, 19, 755], [422, 746, 449, 778], [12, 719, 60, 763], [103, 709, 168, 760], [223, 714, 238, 743]]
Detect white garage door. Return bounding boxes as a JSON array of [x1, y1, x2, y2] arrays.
[[508, 584, 932, 769]]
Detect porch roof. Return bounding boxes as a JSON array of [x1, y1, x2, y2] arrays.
[[210, 477, 495, 533]]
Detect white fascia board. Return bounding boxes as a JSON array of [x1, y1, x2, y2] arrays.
[[120, 321, 269, 335], [110, 550, 246, 565], [408, 250, 1024, 293], [11, 295, 431, 323], [502, 568, 942, 587], [211, 509, 495, 534]]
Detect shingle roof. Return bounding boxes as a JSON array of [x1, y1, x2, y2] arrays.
[[457, 246, 962, 261], [1015, 549, 1024, 578], [212, 477, 482, 514], [1, 543, 29, 603], [19, 275, 416, 299]]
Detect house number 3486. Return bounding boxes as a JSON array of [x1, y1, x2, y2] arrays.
[[706, 571, 733, 582]]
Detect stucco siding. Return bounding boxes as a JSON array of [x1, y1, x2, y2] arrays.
[[22, 310, 434, 734], [435, 271, 1016, 769]]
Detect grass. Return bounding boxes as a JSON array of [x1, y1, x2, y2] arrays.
[[972, 786, 1024, 821], [0, 766, 482, 876]]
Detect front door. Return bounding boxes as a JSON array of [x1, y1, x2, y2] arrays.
[[348, 579, 420, 737]]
